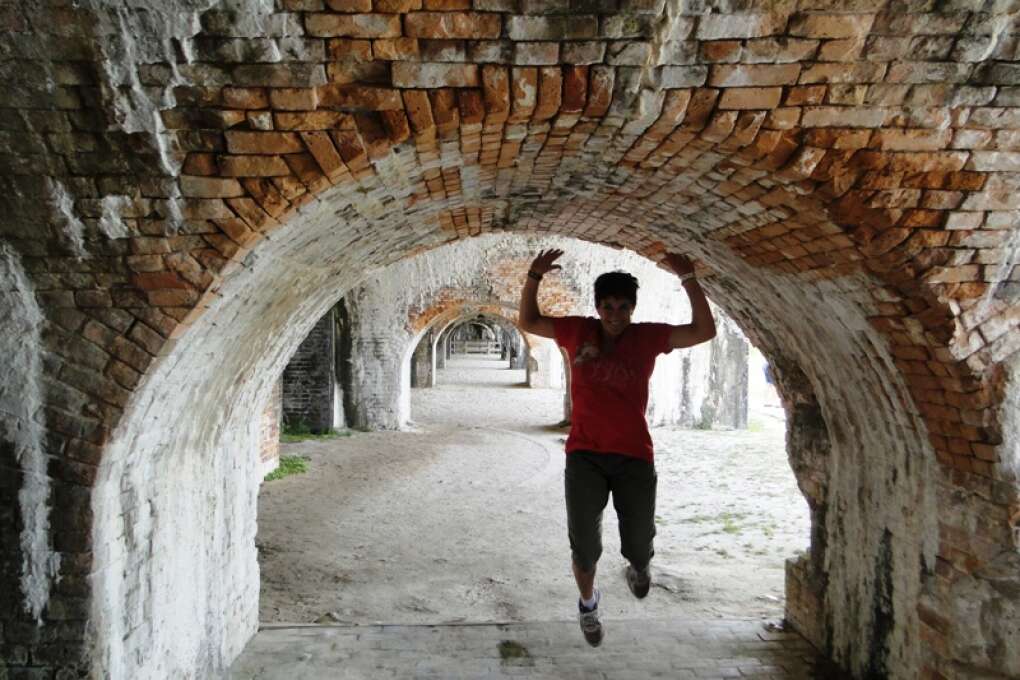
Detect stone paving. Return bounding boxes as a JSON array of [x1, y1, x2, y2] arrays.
[[229, 618, 844, 679]]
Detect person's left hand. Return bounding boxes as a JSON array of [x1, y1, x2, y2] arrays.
[[663, 252, 694, 277]]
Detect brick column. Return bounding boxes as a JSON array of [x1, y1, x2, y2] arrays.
[[410, 329, 434, 388], [281, 309, 337, 434]]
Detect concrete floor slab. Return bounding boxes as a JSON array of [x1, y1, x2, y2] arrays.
[[229, 618, 842, 679]]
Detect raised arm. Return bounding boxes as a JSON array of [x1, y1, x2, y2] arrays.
[[518, 249, 563, 339], [663, 253, 716, 349]]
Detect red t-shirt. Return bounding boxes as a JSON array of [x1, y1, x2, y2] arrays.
[[553, 316, 673, 463]]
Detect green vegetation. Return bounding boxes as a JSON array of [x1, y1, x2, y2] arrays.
[[264, 455, 309, 481], [280, 419, 353, 443], [498, 640, 531, 662], [721, 513, 742, 534]]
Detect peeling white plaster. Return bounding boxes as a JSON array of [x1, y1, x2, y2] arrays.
[[97, 195, 136, 240], [46, 178, 87, 258], [85, 1, 220, 175], [0, 243, 60, 622]]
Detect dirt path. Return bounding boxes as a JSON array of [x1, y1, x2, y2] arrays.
[[257, 356, 808, 626]]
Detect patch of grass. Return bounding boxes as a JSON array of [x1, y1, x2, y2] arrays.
[[495, 640, 530, 668], [747, 419, 765, 433], [721, 514, 742, 534], [280, 420, 353, 443], [264, 455, 309, 482]]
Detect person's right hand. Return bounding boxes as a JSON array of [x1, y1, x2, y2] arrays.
[[530, 249, 563, 276]]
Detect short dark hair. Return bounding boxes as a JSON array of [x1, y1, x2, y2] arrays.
[[594, 271, 638, 307]]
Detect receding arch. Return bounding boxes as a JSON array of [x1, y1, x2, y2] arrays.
[[0, 3, 1016, 678]]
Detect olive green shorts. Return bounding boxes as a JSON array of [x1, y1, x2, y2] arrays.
[[564, 450, 657, 573]]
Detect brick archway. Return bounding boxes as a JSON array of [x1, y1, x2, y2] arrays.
[[1, 2, 1018, 678]]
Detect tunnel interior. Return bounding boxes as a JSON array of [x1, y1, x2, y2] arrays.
[[0, 2, 1018, 679]]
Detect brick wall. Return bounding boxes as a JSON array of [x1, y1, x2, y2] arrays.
[[1, 2, 1018, 678], [281, 308, 337, 433]]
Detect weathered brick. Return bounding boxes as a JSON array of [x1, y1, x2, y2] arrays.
[[274, 111, 352, 130], [696, 13, 786, 40], [299, 131, 348, 179], [561, 41, 605, 65], [318, 84, 404, 109], [179, 176, 246, 198], [372, 38, 420, 60], [506, 15, 597, 40], [326, 0, 371, 9], [218, 155, 293, 176], [225, 131, 304, 154], [873, 129, 952, 152], [269, 88, 319, 111], [222, 87, 270, 109], [513, 42, 559, 66], [232, 64, 328, 87], [744, 37, 818, 64], [657, 66, 708, 88], [327, 38, 374, 61], [376, 0, 422, 10], [709, 63, 800, 87], [404, 12, 502, 39], [800, 63, 885, 85], [801, 106, 886, 128], [392, 62, 479, 88], [420, 39, 467, 62], [424, 0, 470, 8], [788, 13, 875, 39], [305, 13, 402, 38], [468, 39, 512, 63], [718, 87, 782, 110], [509, 67, 538, 121]]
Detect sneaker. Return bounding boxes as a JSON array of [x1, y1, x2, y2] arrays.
[[626, 564, 650, 599], [578, 589, 604, 647]]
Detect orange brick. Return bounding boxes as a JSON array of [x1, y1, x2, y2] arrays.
[[481, 65, 510, 117], [402, 90, 435, 133], [326, 0, 371, 9], [583, 66, 613, 118], [179, 175, 245, 198], [318, 84, 403, 110], [299, 131, 348, 180], [785, 85, 826, 106], [182, 153, 218, 176], [380, 109, 411, 143], [709, 63, 801, 87], [269, 88, 319, 111], [509, 67, 538, 122], [404, 12, 501, 39], [457, 89, 484, 124], [372, 38, 420, 60], [327, 39, 373, 61], [718, 87, 782, 110], [222, 87, 269, 109], [375, 0, 421, 9], [274, 111, 352, 130], [218, 155, 293, 176], [392, 62, 479, 88], [534, 66, 562, 121], [225, 131, 304, 154], [305, 13, 402, 38], [562, 65, 588, 113]]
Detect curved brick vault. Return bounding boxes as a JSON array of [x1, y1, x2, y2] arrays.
[[1, 1, 1019, 678]]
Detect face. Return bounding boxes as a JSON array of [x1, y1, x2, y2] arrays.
[[596, 296, 634, 338]]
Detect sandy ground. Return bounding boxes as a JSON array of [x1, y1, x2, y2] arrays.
[[257, 356, 809, 626]]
